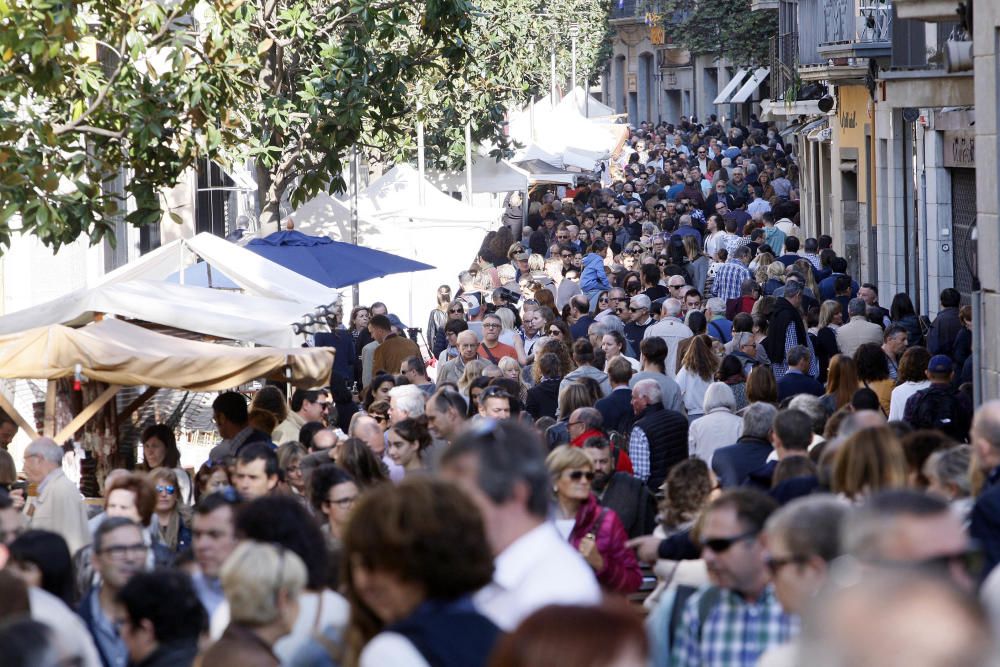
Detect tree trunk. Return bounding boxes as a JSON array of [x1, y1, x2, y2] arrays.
[[255, 162, 281, 233]]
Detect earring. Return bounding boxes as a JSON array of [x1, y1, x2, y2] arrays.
[[553, 487, 558, 494]]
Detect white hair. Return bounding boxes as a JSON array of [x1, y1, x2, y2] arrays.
[[633, 378, 662, 404], [706, 297, 726, 314], [388, 384, 427, 417], [25, 437, 63, 465], [702, 382, 737, 413], [663, 299, 682, 318]]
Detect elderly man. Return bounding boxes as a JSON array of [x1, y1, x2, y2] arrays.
[[437, 330, 479, 386], [643, 298, 693, 380], [388, 384, 427, 425], [23, 437, 90, 553], [425, 389, 468, 444], [628, 379, 688, 492], [836, 297, 883, 358], [710, 402, 779, 488]]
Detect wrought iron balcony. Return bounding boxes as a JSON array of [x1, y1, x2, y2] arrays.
[[769, 32, 799, 101], [817, 0, 893, 58]]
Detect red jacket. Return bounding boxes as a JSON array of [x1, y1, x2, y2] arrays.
[[568, 493, 642, 594], [571, 428, 634, 474]]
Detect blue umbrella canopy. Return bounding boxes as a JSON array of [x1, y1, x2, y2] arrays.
[[245, 230, 434, 288]]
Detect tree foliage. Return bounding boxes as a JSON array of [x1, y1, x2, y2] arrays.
[[0, 0, 245, 250], [659, 0, 776, 68]]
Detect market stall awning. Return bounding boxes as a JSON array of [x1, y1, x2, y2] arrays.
[[713, 69, 749, 104], [731, 68, 770, 104], [0, 319, 334, 391]]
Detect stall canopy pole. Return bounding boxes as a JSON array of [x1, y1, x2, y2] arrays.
[[465, 122, 473, 206]]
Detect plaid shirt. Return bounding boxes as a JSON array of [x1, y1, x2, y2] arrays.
[[672, 585, 798, 667], [628, 427, 650, 482], [770, 320, 819, 381], [724, 234, 752, 257], [713, 259, 752, 301]]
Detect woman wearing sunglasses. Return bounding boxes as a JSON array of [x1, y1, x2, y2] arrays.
[[150, 467, 192, 554], [545, 446, 641, 594]]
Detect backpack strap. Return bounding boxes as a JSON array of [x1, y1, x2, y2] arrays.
[[668, 585, 723, 655]]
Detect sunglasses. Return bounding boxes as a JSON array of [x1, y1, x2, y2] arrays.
[[549, 329, 563, 336], [449, 308, 464, 314], [565, 470, 595, 481], [701, 529, 758, 553], [765, 554, 809, 576], [599, 296, 609, 302], [629, 306, 646, 312], [373, 414, 389, 423], [156, 484, 176, 495]]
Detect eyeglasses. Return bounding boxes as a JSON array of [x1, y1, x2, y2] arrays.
[[669, 284, 685, 289], [483, 323, 501, 329], [561, 253, 573, 259], [548, 329, 563, 336], [765, 554, 809, 575], [565, 470, 595, 481], [373, 414, 389, 423], [326, 494, 357, 508], [155, 484, 176, 495], [100, 543, 148, 559], [629, 306, 646, 312], [701, 529, 758, 553], [599, 296, 609, 303], [449, 308, 464, 314]]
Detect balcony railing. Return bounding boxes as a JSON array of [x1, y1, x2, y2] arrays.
[[820, 0, 892, 46], [770, 32, 799, 101]]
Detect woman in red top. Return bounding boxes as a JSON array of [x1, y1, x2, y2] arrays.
[[545, 446, 642, 594]]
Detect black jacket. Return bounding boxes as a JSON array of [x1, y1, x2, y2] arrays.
[[134, 640, 199, 667], [525, 378, 561, 420], [599, 472, 657, 538], [595, 387, 635, 434]]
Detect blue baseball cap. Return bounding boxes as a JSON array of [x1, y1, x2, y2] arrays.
[[927, 355, 953, 374]]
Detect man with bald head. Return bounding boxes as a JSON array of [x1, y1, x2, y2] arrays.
[[348, 414, 403, 481], [642, 298, 693, 379], [970, 401, 1000, 578], [437, 330, 479, 385], [23, 437, 90, 553]]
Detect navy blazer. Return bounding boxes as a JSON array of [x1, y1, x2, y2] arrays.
[[777, 370, 825, 402], [595, 387, 635, 434], [971, 473, 1000, 580], [711, 437, 774, 488]]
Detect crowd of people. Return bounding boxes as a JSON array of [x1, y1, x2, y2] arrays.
[[0, 115, 993, 667]]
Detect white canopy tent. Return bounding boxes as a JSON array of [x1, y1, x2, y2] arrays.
[[0, 280, 311, 347], [364, 164, 499, 223], [95, 233, 340, 307], [556, 86, 618, 118], [289, 184, 496, 327], [507, 101, 625, 171], [428, 157, 576, 195]]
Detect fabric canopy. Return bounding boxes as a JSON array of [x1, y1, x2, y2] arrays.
[[97, 233, 340, 307], [556, 86, 617, 118], [0, 319, 334, 390], [246, 230, 434, 288], [0, 280, 314, 347], [429, 157, 576, 194], [364, 164, 499, 223]]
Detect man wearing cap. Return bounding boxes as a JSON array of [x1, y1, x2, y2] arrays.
[[370, 314, 420, 382], [903, 355, 972, 441], [624, 295, 654, 353]]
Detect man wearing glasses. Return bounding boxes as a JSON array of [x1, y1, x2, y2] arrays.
[[80, 517, 150, 667], [477, 314, 518, 364], [437, 330, 480, 385], [623, 295, 654, 353], [671, 489, 797, 667], [274, 388, 331, 445], [22, 437, 90, 554]]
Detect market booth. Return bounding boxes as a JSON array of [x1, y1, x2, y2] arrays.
[[0, 318, 334, 492]]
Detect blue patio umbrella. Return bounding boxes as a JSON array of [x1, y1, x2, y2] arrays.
[[245, 230, 434, 288]]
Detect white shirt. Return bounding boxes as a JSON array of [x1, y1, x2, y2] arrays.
[[888, 380, 932, 422], [675, 369, 712, 417], [474, 522, 601, 631], [360, 633, 431, 667], [643, 319, 694, 380]]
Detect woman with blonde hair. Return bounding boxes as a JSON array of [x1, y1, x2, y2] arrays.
[[457, 359, 490, 396], [822, 354, 860, 413], [831, 426, 907, 502], [675, 335, 719, 422], [545, 446, 641, 593], [149, 467, 192, 554], [498, 356, 528, 403], [495, 307, 528, 364], [683, 235, 710, 295], [762, 261, 785, 295]]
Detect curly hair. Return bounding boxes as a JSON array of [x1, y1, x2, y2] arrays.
[[660, 458, 713, 530], [388, 416, 432, 453]]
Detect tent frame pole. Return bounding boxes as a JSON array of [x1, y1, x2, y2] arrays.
[[0, 390, 38, 441], [54, 384, 123, 444]]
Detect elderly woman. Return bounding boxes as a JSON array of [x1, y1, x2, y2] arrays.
[[343, 478, 501, 667], [150, 467, 192, 554], [198, 541, 308, 667], [688, 382, 744, 464], [139, 424, 193, 505], [545, 446, 641, 594]]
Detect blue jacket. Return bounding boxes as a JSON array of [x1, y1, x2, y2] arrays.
[[777, 370, 826, 402], [580, 252, 610, 293], [711, 436, 773, 488], [971, 467, 1000, 581], [595, 387, 635, 434]]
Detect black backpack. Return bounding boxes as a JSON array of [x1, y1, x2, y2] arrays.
[[909, 387, 967, 440]]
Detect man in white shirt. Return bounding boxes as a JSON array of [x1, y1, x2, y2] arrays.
[[642, 298, 693, 379], [439, 420, 601, 630]]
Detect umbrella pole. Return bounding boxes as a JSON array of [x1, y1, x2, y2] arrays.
[[465, 122, 473, 207], [417, 102, 426, 206], [351, 145, 360, 308]]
